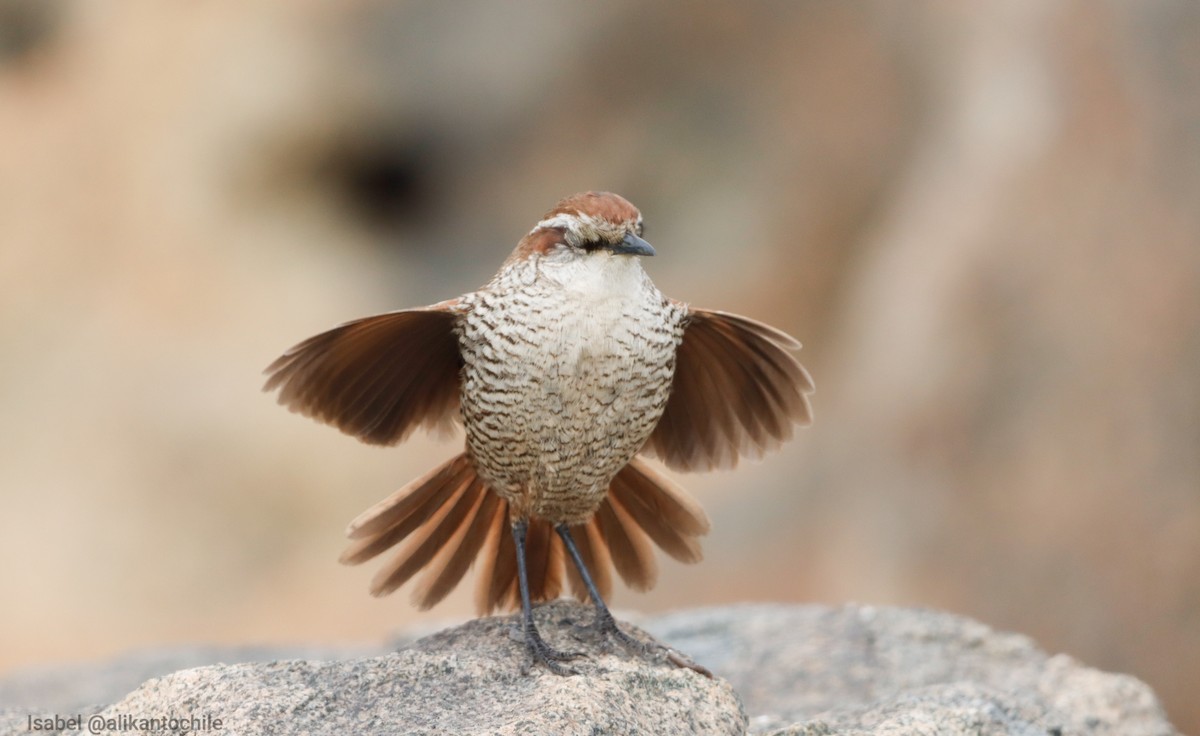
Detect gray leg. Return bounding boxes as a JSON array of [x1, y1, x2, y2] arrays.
[[555, 523, 649, 653], [513, 519, 581, 675], [555, 523, 714, 678]]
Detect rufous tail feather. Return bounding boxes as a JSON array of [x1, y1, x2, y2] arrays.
[[340, 453, 711, 614]]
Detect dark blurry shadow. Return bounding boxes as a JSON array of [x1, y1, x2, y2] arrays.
[[309, 125, 446, 242], [0, 0, 63, 67]]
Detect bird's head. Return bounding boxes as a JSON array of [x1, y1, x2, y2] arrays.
[[507, 192, 654, 267]]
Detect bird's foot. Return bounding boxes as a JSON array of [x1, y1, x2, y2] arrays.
[[512, 623, 584, 676], [570, 611, 713, 678], [579, 608, 653, 655]]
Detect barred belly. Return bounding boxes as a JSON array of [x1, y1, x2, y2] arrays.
[[456, 258, 684, 524]]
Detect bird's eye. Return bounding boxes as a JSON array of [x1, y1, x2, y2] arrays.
[[635, 221, 645, 237]]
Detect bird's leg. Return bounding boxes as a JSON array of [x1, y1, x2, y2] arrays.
[[556, 523, 713, 677], [512, 519, 581, 675], [555, 524, 652, 653]]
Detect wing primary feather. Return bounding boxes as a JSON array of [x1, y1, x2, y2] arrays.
[[688, 321, 769, 462], [705, 319, 790, 442], [706, 310, 803, 350], [645, 308, 813, 471], [263, 306, 463, 447]]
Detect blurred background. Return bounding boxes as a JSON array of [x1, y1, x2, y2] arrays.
[[1, 0, 1197, 730]]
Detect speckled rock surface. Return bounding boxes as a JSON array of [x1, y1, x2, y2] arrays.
[[642, 604, 1178, 735], [3, 601, 742, 736], [0, 603, 1179, 735]]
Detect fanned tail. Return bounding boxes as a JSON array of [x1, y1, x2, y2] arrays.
[[338, 452, 559, 612], [341, 453, 710, 614], [340, 453, 489, 608], [565, 457, 711, 603]]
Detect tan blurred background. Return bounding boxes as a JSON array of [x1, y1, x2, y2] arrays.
[[1, 0, 1197, 730]]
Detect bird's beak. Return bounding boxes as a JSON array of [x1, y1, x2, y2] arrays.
[[611, 232, 656, 257]]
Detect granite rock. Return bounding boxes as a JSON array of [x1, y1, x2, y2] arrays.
[[0, 603, 1179, 735], [6, 601, 741, 736], [642, 604, 1177, 735]]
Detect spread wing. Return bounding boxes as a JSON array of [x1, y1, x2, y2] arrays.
[[643, 308, 813, 471], [263, 301, 464, 445]]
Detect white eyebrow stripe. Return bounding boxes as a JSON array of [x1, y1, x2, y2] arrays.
[[531, 212, 586, 233]]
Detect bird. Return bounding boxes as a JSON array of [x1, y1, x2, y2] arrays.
[[263, 191, 813, 674]]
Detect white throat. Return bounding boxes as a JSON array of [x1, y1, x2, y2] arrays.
[[543, 251, 647, 304]]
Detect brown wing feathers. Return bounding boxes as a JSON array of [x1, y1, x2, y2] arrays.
[[662, 322, 743, 468], [273, 304, 800, 612], [263, 306, 463, 446], [645, 307, 813, 472]]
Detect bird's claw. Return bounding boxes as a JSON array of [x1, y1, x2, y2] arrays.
[[569, 613, 713, 678], [571, 610, 653, 655], [518, 624, 584, 676]]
